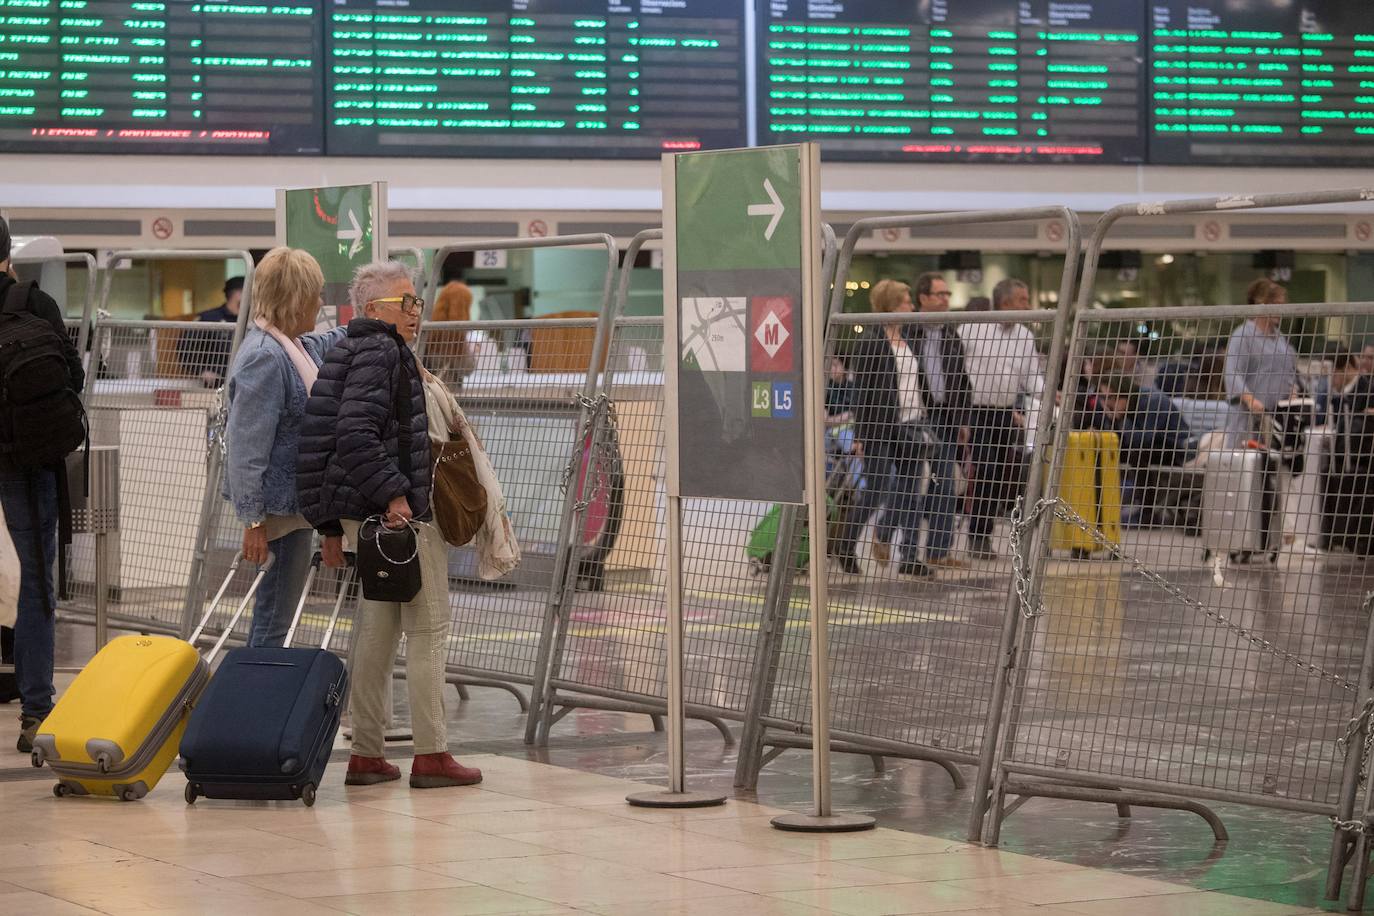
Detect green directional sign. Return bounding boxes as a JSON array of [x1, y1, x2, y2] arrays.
[[665, 143, 820, 503], [276, 182, 387, 323]]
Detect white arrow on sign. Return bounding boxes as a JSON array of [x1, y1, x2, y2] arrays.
[[337, 209, 364, 258], [747, 178, 784, 241]]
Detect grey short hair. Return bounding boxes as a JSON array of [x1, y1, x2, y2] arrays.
[[992, 278, 1029, 309], [349, 260, 415, 316]]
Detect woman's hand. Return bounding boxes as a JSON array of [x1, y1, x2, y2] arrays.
[[242, 526, 269, 565], [385, 495, 414, 529], [321, 535, 346, 568]]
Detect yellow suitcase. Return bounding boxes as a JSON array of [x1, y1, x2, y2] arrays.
[[31, 635, 208, 800], [32, 554, 270, 800], [1050, 430, 1122, 554]]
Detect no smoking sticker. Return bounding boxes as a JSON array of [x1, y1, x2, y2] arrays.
[[750, 296, 794, 373]]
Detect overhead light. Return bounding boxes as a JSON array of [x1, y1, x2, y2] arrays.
[[1159, 254, 1175, 265], [860, 281, 871, 289]]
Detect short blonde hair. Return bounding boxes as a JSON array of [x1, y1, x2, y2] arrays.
[[870, 278, 911, 313], [252, 247, 324, 330]]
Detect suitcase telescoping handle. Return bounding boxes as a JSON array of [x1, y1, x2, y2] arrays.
[[188, 551, 275, 665], [282, 550, 357, 652]]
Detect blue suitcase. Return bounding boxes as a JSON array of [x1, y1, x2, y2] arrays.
[[179, 552, 352, 807]]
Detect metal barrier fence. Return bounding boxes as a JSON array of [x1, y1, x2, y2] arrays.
[[533, 226, 840, 746], [417, 234, 620, 721], [62, 249, 254, 639], [978, 188, 1374, 912], [732, 208, 1080, 790]]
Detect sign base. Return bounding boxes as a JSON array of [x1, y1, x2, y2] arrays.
[[626, 789, 728, 809], [771, 812, 876, 833]]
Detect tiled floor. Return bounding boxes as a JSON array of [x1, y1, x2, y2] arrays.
[[0, 753, 1329, 915]]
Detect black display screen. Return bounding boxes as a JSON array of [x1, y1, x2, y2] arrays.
[[324, 0, 748, 158], [757, 0, 1146, 163], [0, 0, 324, 155], [1149, 2, 1374, 166]]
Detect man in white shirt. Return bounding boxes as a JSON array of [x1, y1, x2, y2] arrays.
[[957, 278, 1042, 560]]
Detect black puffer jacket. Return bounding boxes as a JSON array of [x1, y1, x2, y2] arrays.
[[297, 318, 431, 537]]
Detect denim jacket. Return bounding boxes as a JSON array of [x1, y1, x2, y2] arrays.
[[224, 325, 347, 526]]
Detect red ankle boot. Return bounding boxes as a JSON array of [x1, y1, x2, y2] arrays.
[[410, 753, 483, 789], [345, 755, 401, 786]]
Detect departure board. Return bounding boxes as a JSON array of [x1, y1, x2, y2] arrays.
[[1150, 2, 1374, 166], [325, 1, 747, 158], [0, 1, 323, 155], [758, 0, 1146, 163]]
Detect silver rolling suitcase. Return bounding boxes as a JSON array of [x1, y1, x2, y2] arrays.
[[1201, 448, 1280, 563]]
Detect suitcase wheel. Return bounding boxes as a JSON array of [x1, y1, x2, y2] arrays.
[[300, 783, 317, 807], [185, 783, 198, 806], [30, 750, 43, 769], [52, 782, 71, 798]]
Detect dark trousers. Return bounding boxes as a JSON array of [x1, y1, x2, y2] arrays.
[[0, 470, 58, 719], [968, 406, 1024, 541]]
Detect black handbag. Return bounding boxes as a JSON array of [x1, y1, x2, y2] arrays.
[[357, 516, 422, 602], [355, 360, 423, 603]]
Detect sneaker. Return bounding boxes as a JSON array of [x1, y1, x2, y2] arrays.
[[967, 537, 996, 561], [871, 540, 891, 568], [345, 755, 402, 785], [898, 560, 932, 578], [16, 714, 42, 753], [410, 752, 483, 789], [927, 555, 968, 570], [837, 555, 862, 576]]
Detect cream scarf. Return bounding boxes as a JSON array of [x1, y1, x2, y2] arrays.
[[255, 318, 318, 391]]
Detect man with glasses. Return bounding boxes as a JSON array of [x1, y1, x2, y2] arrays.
[[911, 272, 973, 569]]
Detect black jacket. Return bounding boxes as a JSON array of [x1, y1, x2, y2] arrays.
[[296, 318, 431, 537], [845, 323, 972, 450]]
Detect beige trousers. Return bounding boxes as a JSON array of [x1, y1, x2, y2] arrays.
[[342, 520, 451, 757]]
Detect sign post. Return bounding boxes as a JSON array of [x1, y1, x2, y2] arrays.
[[276, 182, 388, 325], [631, 143, 868, 830]]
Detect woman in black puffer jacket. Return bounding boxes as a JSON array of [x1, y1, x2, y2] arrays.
[[298, 260, 481, 791]]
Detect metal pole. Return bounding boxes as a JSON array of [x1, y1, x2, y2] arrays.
[[771, 151, 874, 834], [93, 532, 109, 649]]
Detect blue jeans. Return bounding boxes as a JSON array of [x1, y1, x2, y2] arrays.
[[0, 471, 57, 719], [247, 527, 313, 648], [863, 432, 926, 564], [921, 438, 959, 561]]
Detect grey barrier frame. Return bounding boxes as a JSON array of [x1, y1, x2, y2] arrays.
[[531, 227, 849, 749], [729, 208, 1081, 799], [979, 188, 1374, 908], [88, 250, 255, 641], [415, 233, 618, 739]]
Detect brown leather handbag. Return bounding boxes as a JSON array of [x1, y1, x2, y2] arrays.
[[431, 436, 487, 547]]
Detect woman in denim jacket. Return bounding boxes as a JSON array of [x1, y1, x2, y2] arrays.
[[224, 247, 346, 647]]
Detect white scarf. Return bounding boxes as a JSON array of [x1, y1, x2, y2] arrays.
[[255, 318, 318, 391]]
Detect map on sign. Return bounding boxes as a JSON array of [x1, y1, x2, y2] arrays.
[[681, 297, 747, 372]]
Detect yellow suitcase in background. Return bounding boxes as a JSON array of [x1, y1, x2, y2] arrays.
[[31, 635, 208, 800], [1050, 430, 1123, 554]]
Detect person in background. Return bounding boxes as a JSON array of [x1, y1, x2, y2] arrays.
[[964, 295, 991, 313], [179, 276, 244, 387], [958, 278, 1041, 560], [298, 260, 481, 789], [910, 271, 973, 569], [0, 216, 85, 751], [844, 279, 930, 577], [1224, 279, 1297, 446], [824, 356, 862, 574], [1315, 345, 1363, 427], [1360, 343, 1374, 377], [426, 280, 476, 387], [224, 248, 346, 648], [1096, 374, 1192, 526], [1113, 339, 1156, 389]]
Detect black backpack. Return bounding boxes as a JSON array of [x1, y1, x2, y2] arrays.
[[0, 280, 86, 469]]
